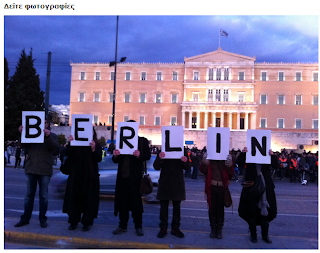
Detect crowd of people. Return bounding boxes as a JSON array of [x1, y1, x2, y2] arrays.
[[7, 121, 318, 244]]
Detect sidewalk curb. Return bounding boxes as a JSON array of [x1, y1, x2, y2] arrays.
[[4, 230, 203, 249]]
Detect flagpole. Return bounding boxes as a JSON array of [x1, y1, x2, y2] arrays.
[[219, 29, 220, 48]]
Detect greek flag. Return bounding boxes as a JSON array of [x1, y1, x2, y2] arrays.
[[220, 29, 228, 37]]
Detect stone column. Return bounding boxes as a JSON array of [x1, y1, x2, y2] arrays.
[[228, 112, 232, 129], [182, 111, 186, 129], [245, 112, 249, 130], [251, 112, 257, 129], [237, 112, 240, 130], [196, 111, 200, 129], [212, 112, 216, 127], [204, 112, 208, 129], [220, 112, 224, 128], [189, 112, 193, 129]]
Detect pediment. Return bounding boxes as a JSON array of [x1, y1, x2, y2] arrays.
[[184, 47, 256, 63]]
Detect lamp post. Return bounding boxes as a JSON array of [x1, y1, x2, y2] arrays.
[[109, 15, 126, 152]]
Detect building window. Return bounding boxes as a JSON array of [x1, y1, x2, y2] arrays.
[[155, 94, 162, 103], [155, 116, 161, 126], [216, 68, 221, 80], [193, 93, 199, 101], [208, 68, 214, 80], [140, 93, 146, 103], [296, 72, 302, 81], [79, 92, 85, 102], [125, 72, 131, 81], [80, 72, 86, 80], [109, 93, 114, 102], [124, 93, 130, 103], [224, 68, 229, 80], [172, 72, 178, 81], [170, 116, 177, 126], [261, 72, 267, 81], [215, 89, 221, 101], [238, 94, 244, 102], [279, 72, 284, 81], [108, 115, 113, 124], [313, 119, 318, 129], [110, 72, 115, 80], [171, 94, 178, 103], [278, 95, 285, 105], [194, 71, 199, 81], [239, 72, 245, 81], [157, 72, 162, 81], [278, 118, 284, 129], [94, 93, 100, 102], [141, 72, 147, 81], [260, 94, 267, 104], [93, 115, 99, 125], [124, 116, 129, 122], [95, 72, 101, 80], [139, 116, 145, 126], [295, 119, 302, 129], [260, 118, 267, 128], [223, 89, 229, 101], [208, 89, 213, 101], [313, 72, 318, 82], [295, 95, 302, 105], [313, 95, 318, 105]]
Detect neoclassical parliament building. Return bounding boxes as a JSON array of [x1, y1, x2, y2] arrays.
[[69, 48, 319, 151]]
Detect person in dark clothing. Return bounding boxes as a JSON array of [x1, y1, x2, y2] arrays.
[[153, 149, 190, 238], [200, 152, 234, 239], [112, 131, 151, 236], [63, 128, 102, 231], [59, 144, 67, 165], [15, 145, 22, 168], [191, 150, 202, 179], [15, 118, 59, 228], [238, 147, 277, 244]]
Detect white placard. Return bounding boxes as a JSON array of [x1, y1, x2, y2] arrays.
[[161, 126, 184, 159], [207, 127, 230, 160], [21, 111, 45, 143], [246, 130, 271, 164], [70, 114, 93, 146], [116, 122, 139, 155]]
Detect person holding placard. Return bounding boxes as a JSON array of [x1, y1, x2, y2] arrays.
[[200, 152, 234, 239], [62, 128, 102, 232], [237, 147, 278, 244], [112, 125, 151, 237], [153, 149, 190, 238], [14, 117, 59, 228]]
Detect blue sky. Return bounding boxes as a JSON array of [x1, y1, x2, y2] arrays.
[[3, 12, 319, 105]]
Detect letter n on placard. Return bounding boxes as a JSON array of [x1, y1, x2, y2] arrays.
[[21, 111, 45, 143], [207, 127, 230, 160], [70, 114, 93, 146], [116, 122, 139, 155], [161, 126, 184, 159], [246, 130, 271, 164]]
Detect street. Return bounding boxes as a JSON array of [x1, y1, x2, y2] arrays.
[[4, 165, 319, 249]]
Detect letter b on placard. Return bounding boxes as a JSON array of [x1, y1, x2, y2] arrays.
[[21, 111, 45, 143]]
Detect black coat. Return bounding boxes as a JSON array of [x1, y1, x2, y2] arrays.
[[153, 153, 190, 201], [62, 144, 102, 225], [112, 137, 151, 216], [238, 153, 277, 225]]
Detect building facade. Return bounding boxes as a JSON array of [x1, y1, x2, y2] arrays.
[[69, 48, 318, 151]]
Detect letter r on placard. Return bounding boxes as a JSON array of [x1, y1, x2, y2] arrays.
[[120, 126, 135, 149]]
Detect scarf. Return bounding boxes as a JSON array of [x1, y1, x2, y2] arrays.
[[256, 164, 269, 216]]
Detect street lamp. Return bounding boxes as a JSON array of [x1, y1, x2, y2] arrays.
[[108, 16, 126, 152]]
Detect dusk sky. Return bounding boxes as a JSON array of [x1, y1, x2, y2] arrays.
[[3, 5, 319, 105]]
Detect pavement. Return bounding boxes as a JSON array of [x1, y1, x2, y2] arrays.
[[4, 156, 319, 249]]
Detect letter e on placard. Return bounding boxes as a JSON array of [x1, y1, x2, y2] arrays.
[[246, 130, 271, 164], [21, 111, 45, 143], [161, 126, 184, 159], [116, 122, 139, 155], [207, 127, 230, 160], [71, 114, 93, 146]]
